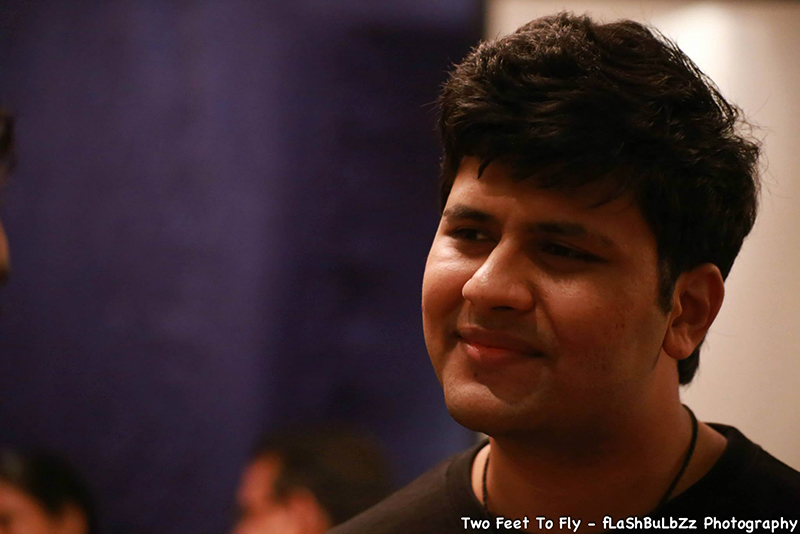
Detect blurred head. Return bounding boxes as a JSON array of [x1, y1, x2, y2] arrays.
[[0, 449, 95, 534], [0, 110, 15, 284], [435, 12, 760, 386], [233, 428, 391, 534]]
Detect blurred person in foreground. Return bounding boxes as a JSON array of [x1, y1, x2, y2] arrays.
[[331, 12, 800, 534], [0, 448, 95, 534], [233, 427, 391, 534]]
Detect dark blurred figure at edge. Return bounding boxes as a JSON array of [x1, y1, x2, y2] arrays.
[[232, 427, 392, 534], [0, 113, 96, 534], [0, 110, 14, 282]]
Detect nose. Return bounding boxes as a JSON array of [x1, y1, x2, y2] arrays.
[[462, 241, 535, 313]]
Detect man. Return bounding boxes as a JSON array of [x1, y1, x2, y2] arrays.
[[330, 12, 800, 534], [233, 427, 391, 534]]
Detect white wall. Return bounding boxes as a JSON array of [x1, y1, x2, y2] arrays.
[[487, 0, 800, 470]]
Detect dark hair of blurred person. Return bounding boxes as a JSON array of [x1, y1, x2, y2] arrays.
[[233, 427, 392, 534], [0, 448, 97, 534]]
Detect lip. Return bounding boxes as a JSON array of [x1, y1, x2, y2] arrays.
[[457, 325, 543, 365]]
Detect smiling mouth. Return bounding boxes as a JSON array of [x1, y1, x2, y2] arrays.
[[456, 328, 545, 366]]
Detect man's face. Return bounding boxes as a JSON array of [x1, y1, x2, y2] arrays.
[[233, 455, 331, 534], [422, 157, 672, 439]]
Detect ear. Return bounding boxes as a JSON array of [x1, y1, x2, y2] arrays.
[[662, 263, 725, 361]]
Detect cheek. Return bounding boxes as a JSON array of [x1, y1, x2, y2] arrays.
[[543, 282, 616, 349], [422, 247, 472, 318], [421, 247, 476, 349], [542, 278, 661, 369]]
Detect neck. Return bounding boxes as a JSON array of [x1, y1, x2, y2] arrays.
[[475, 397, 700, 532]]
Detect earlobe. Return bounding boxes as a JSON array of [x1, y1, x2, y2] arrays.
[[662, 263, 725, 361]]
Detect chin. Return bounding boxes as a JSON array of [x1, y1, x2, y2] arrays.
[[442, 380, 543, 437]]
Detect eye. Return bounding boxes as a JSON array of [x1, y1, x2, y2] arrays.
[[448, 227, 492, 242], [541, 242, 601, 262]]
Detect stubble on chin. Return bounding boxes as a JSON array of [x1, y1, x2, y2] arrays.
[[441, 375, 537, 437]]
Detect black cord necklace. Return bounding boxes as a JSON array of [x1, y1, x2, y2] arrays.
[[481, 406, 699, 519], [656, 405, 698, 508]]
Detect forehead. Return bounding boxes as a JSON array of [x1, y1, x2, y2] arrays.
[[446, 158, 654, 251]]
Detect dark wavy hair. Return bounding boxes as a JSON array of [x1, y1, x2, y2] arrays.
[[437, 12, 760, 385], [0, 448, 98, 534]]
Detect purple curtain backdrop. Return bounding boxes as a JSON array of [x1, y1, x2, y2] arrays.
[[0, 2, 482, 533]]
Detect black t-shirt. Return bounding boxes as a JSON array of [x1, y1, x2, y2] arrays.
[[329, 424, 800, 533]]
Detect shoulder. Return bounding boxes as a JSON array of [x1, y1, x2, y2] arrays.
[[666, 424, 800, 517], [329, 443, 486, 534], [718, 425, 800, 511]]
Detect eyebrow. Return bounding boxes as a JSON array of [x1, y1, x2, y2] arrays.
[[442, 204, 617, 249], [442, 205, 494, 223]]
